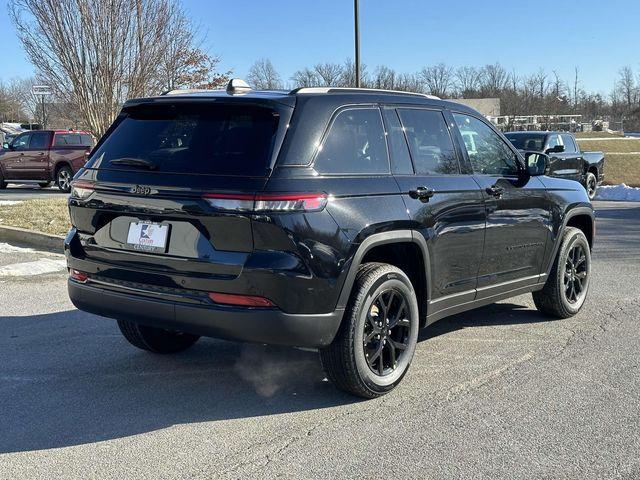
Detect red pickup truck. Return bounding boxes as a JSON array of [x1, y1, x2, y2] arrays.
[[0, 130, 95, 192]]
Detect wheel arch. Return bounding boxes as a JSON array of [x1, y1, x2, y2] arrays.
[[335, 230, 431, 326], [54, 160, 72, 177], [544, 206, 595, 277]]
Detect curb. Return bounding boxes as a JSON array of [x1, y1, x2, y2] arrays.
[[0, 225, 65, 253]]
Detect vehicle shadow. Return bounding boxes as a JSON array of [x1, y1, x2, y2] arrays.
[[419, 302, 555, 341], [0, 302, 548, 453]]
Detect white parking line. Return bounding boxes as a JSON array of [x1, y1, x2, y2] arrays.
[[0, 258, 67, 277]]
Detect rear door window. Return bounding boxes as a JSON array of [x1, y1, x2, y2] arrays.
[[314, 108, 389, 174], [89, 104, 280, 176], [397, 108, 460, 174], [29, 132, 49, 149]]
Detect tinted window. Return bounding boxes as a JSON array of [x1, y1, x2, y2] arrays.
[[382, 108, 413, 174], [505, 134, 546, 151], [12, 133, 31, 150], [80, 134, 95, 147], [54, 133, 81, 146], [397, 109, 459, 174], [547, 134, 561, 150], [453, 113, 518, 176], [561, 134, 577, 153], [89, 104, 279, 176], [314, 108, 388, 174]]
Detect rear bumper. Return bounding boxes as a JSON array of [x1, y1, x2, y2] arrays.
[[68, 280, 344, 347]]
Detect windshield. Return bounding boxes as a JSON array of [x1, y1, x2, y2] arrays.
[[88, 103, 280, 176], [504, 134, 547, 151]]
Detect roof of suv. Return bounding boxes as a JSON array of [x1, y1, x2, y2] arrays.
[[125, 81, 478, 114]]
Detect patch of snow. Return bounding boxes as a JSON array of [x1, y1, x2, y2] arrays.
[[0, 242, 35, 254], [0, 258, 66, 277], [595, 184, 640, 202], [0, 200, 22, 206]]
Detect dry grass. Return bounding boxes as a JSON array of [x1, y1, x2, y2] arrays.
[[0, 198, 70, 236], [574, 131, 624, 139], [602, 155, 640, 187], [576, 138, 640, 154]]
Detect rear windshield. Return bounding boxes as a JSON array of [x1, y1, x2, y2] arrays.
[[88, 103, 279, 176], [504, 133, 546, 151]]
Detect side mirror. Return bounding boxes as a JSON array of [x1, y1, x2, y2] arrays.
[[546, 144, 564, 154], [1, 142, 8, 150], [524, 151, 549, 176]]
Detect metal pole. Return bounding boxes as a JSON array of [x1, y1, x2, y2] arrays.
[[354, 0, 360, 88]]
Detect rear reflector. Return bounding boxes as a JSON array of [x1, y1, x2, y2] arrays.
[[204, 193, 328, 212], [208, 292, 275, 308], [69, 269, 89, 283]]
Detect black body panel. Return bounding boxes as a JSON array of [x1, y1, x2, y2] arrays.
[[66, 89, 595, 347]]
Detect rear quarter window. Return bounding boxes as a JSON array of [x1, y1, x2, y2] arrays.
[[88, 104, 280, 176], [313, 108, 389, 175]]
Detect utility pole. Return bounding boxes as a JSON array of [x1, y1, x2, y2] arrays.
[[354, 0, 360, 87]]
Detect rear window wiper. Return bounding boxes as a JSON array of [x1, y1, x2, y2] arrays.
[[109, 157, 158, 170]]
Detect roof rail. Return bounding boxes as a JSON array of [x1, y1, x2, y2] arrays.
[[289, 86, 440, 100], [161, 88, 210, 96]]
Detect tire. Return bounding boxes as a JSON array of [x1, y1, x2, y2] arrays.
[[585, 172, 597, 200], [56, 165, 73, 192], [117, 319, 200, 354], [320, 262, 419, 399], [0, 171, 6, 189], [533, 227, 591, 318], [39, 181, 52, 188]]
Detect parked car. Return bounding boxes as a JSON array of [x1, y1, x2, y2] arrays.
[[66, 80, 595, 398], [504, 131, 604, 199], [0, 130, 95, 191]]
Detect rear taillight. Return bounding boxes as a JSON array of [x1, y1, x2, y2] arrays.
[[204, 193, 328, 212], [208, 292, 275, 308], [70, 181, 94, 199], [69, 269, 89, 283]]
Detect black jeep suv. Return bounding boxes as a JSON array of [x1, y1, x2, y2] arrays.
[[66, 80, 594, 398]]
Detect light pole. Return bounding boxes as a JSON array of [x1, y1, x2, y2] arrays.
[[31, 85, 52, 129], [354, 0, 360, 87]]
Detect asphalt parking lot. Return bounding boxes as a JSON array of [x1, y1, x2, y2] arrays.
[[0, 183, 67, 201], [0, 200, 639, 479]]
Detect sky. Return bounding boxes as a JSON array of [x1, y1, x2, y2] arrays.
[[1, 0, 639, 95]]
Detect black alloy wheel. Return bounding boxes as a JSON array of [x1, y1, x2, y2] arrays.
[[363, 289, 412, 377], [563, 243, 588, 305]]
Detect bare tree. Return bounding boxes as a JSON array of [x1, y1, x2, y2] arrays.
[[338, 59, 369, 88], [616, 66, 637, 106], [247, 58, 282, 90], [10, 0, 228, 136], [455, 66, 483, 97], [419, 63, 454, 98], [478, 63, 510, 97], [291, 67, 320, 88], [395, 73, 423, 93], [372, 66, 397, 90], [313, 62, 343, 86]]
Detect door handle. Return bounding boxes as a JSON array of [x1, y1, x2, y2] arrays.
[[38, 152, 45, 156], [19, 152, 24, 156], [408, 186, 435, 202], [486, 185, 504, 198]]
